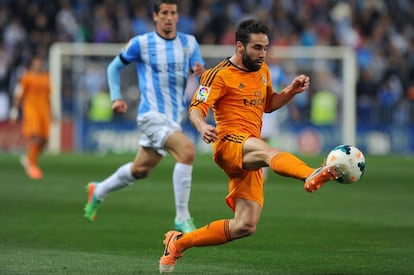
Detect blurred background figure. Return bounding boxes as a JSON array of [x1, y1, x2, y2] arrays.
[[9, 55, 52, 179]]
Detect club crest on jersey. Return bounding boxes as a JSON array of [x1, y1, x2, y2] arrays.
[[261, 75, 267, 85], [196, 85, 210, 102]]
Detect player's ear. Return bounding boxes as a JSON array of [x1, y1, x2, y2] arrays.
[[236, 41, 244, 53]]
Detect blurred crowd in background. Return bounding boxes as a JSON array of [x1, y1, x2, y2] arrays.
[[0, 0, 413, 125]]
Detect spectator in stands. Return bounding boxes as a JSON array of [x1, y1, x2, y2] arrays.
[[378, 72, 403, 124], [356, 68, 379, 124], [0, 0, 413, 126]]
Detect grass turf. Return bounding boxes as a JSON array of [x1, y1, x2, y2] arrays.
[[0, 153, 413, 274]]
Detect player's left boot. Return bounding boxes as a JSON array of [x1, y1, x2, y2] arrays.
[[304, 164, 343, 193], [159, 230, 183, 273], [20, 155, 43, 179], [27, 165, 43, 179], [84, 182, 101, 222], [174, 217, 196, 233]]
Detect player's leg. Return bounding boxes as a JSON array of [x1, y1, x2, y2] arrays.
[[84, 146, 162, 222], [267, 149, 341, 192], [159, 198, 261, 273], [22, 136, 44, 179], [29, 136, 47, 164], [26, 136, 39, 167], [243, 137, 315, 178], [96, 146, 162, 199], [159, 139, 263, 272], [21, 115, 48, 179], [164, 130, 196, 233], [242, 137, 339, 192]]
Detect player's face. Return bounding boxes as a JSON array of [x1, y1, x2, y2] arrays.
[[31, 57, 43, 72], [242, 33, 269, 71], [153, 4, 179, 38]]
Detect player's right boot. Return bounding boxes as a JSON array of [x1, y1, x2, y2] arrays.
[[159, 230, 183, 273], [84, 182, 101, 222], [304, 164, 344, 193]]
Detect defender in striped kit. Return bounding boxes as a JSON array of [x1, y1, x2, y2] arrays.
[[84, 0, 206, 234]]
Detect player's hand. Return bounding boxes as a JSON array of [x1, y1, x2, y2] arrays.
[[200, 124, 217, 144], [192, 62, 206, 77], [112, 99, 128, 113], [9, 107, 18, 123], [290, 74, 310, 94]]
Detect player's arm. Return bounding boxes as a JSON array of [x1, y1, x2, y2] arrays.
[[189, 36, 206, 77], [191, 62, 206, 77], [9, 82, 24, 121], [188, 67, 227, 143], [107, 55, 128, 113], [188, 107, 217, 144], [266, 74, 310, 112]]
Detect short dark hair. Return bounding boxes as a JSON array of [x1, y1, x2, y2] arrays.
[[235, 19, 270, 45], [153, 0, 178, 13]]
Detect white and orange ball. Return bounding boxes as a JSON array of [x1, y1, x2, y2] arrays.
[[326, 145, 366, 184]]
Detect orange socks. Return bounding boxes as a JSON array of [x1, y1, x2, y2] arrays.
[[176, 219, 232, 251], [27, 143, 40, 166], [269, 152, 314, 180]]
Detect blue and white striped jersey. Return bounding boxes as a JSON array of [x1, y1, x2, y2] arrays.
[[120, 31, 205, 123]]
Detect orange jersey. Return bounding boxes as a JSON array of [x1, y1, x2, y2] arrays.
[[189, 58, 275, 211], [19, 71, 51, 138], [189, 58, 274, 139], [20, 71, 51, 115]]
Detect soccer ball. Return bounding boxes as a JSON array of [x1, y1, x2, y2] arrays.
[[326, 145, 366, 184]]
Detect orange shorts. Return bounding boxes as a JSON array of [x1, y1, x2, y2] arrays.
[[22, 109, 50, 139], [213, 133, 264, 212]]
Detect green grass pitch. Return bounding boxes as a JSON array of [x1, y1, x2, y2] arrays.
[[0, 153, 413, 274]]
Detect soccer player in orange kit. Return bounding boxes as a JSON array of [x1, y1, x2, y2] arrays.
[[158, 18, 344, 273], [9, 55, 51, 179]]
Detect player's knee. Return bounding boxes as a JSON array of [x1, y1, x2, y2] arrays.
[[177, 144, 196, 164], [242, 222, 257, 236], [184, 146, 196, 163], [131, 166, 150, 179], [233, 221, 257, 239]]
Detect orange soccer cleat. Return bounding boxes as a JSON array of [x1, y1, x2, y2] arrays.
[[20, 155, 43, 179], [304, 165, 343, 193], [27, 165, 43, 179], [159, 230, 183, 273]]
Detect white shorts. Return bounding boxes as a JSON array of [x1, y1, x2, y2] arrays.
[[137, 111, 182, 156]]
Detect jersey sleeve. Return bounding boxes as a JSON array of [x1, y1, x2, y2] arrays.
[[120, 36, 141, 63], [189, 69, 225, 117], [263, 64, 276, 113], [188, 35, 205, 68]]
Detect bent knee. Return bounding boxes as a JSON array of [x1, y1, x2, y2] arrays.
[[232, 222, 257, 239], [242, 223, 257, 236], [176, 144, 196, 164], [131, 166, 150, 179], [183, 146, 196, 163]]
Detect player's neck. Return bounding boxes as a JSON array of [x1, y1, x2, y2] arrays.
[[229, 55, 248, 71], [156, 30, 176, 40]]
